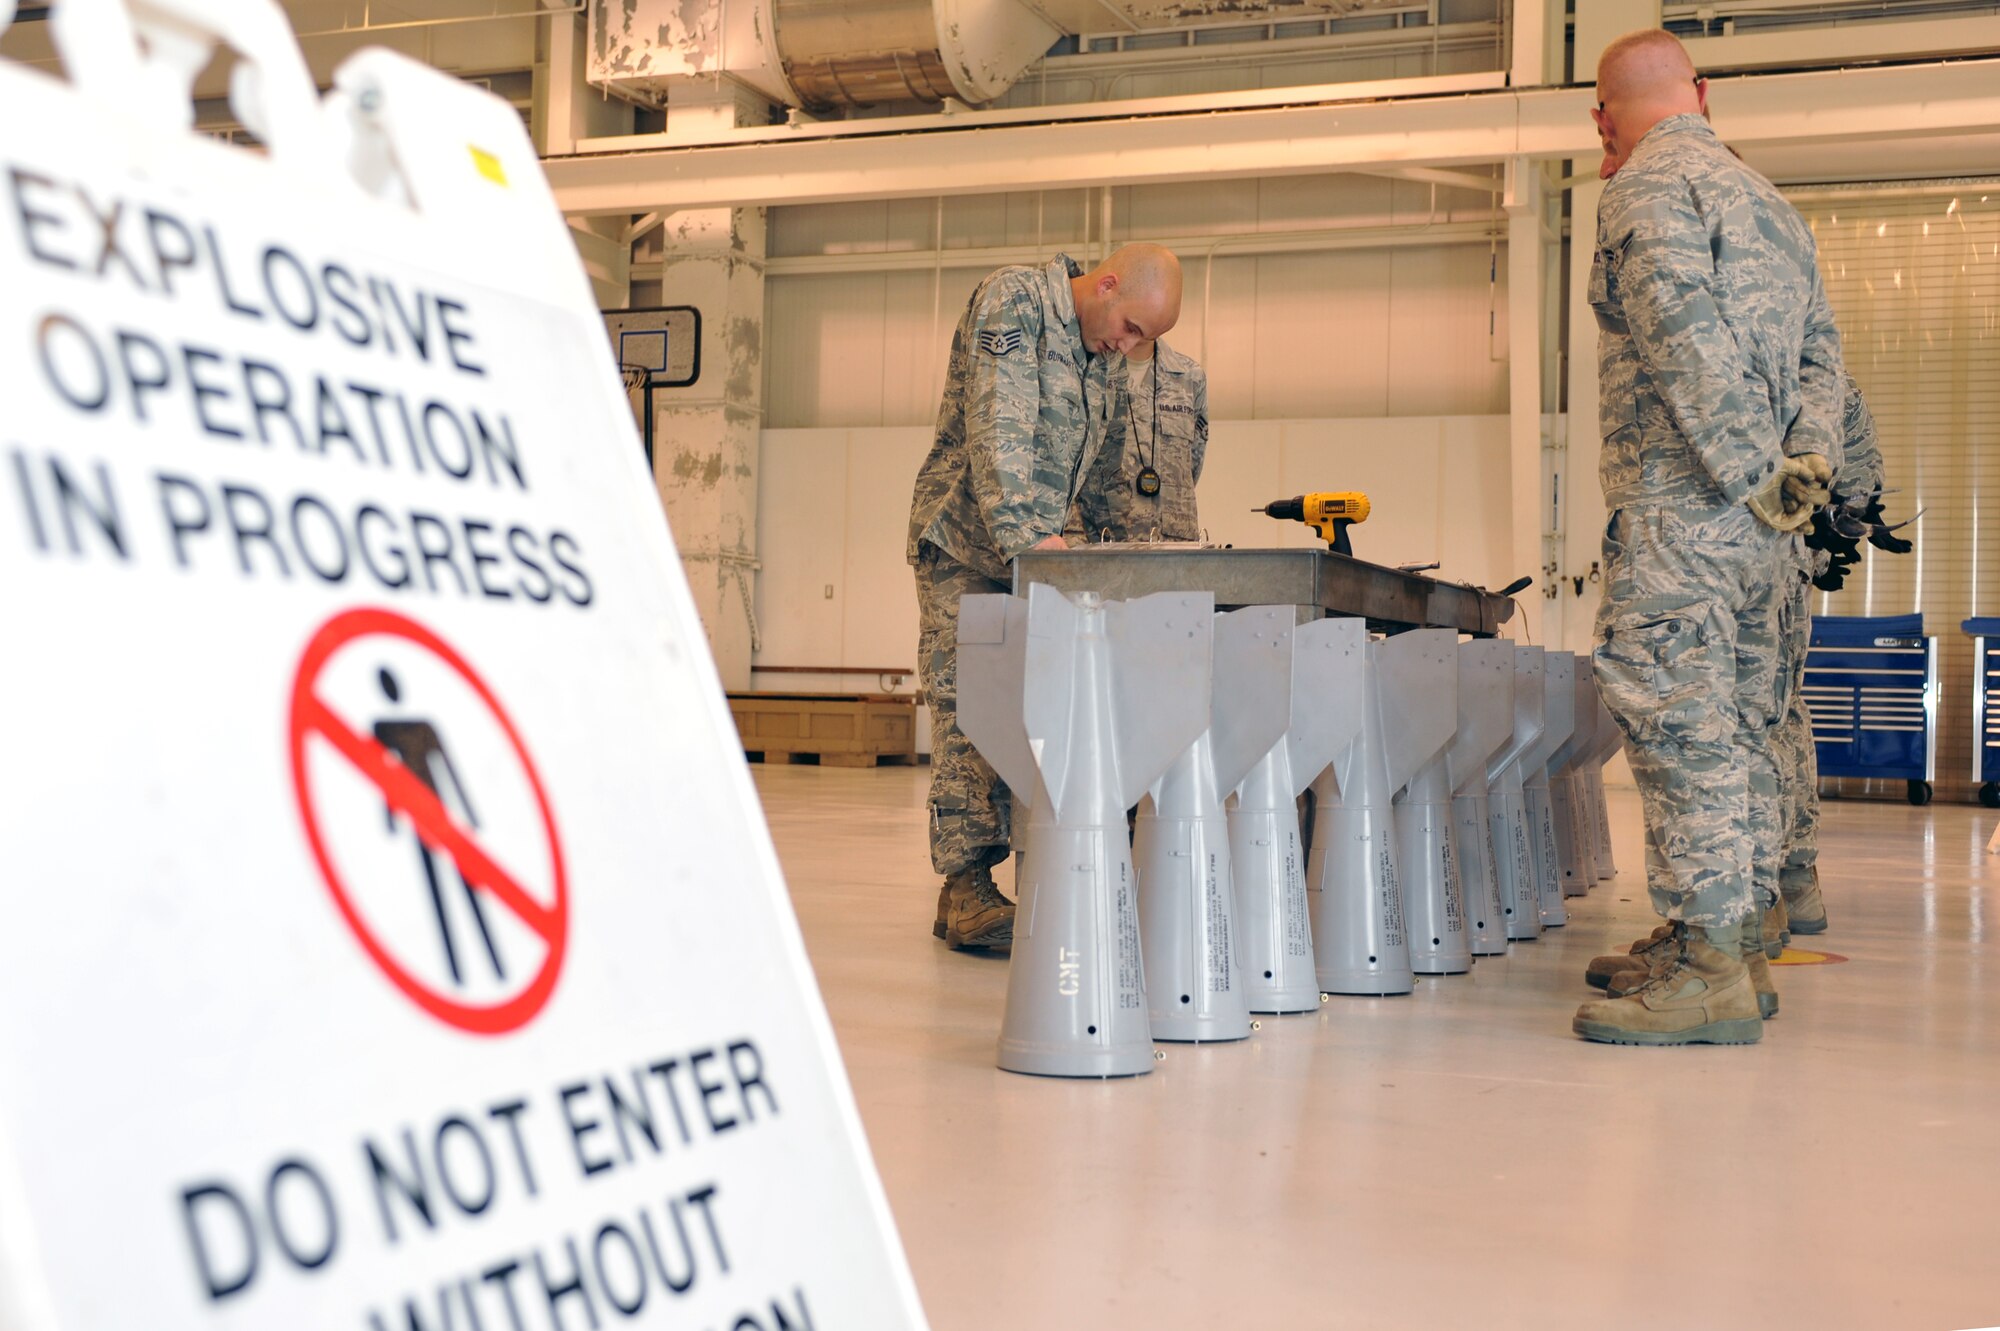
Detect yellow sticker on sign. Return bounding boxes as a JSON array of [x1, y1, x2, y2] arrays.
[[469, 145, 507, 186]]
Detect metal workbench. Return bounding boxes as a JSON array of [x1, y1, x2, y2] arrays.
[[1010, 546, 1516, 637]]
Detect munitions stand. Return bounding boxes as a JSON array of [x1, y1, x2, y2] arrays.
[[1010, 546, 1516, 635]]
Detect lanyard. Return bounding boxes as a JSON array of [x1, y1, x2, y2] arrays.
[[1134, 357, 1161, 498]]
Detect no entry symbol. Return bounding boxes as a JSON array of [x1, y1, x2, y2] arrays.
[[289, 608, 568, 1034]]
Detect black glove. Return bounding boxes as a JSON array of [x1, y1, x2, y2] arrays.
[[1862, 498, 1914, 554], [1812, 546, 1860, 593], [1803, 507, 1862, 562]]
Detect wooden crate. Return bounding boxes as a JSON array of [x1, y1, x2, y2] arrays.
[[726, 691, 918, 768]]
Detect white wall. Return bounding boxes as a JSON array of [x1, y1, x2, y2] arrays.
[[752, 415, 1523, 750], [753, 426, 934, 695], [762, 175, 1511, 429], [754, 176, 1527, 750]]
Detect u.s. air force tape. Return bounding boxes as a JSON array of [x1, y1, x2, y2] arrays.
[[977, 328, 1023, 357]]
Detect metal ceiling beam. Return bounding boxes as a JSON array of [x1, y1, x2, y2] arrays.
[[1352, 164, 1503, 194], [1708, 56, 2000, 151], [551, 84, 1585, 215], [544, 57, 2000, 216], [572, 69, 1507, 153], [1683, 15, 2000, 71], [738, 219, 1502, 279]]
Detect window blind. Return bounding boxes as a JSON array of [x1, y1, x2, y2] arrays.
[[1791, 182, 2000, 801]]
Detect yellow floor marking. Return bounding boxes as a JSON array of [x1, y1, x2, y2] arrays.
[[1772, 947, 1848, 966]]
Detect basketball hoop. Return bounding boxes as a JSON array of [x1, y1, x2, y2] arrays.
[[620, 362, 650, 394]]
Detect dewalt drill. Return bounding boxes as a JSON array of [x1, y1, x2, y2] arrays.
[[1256, 492, 1370, 557]]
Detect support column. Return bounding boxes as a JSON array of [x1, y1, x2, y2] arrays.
[[1575, 0, 1665, 71], [665, 76, 778, 142], [532, 4, 632, 157], [1567, 1, 1661, 791], [1506, 157, 1555, 647], [1506, 0, 1570, 647], [653, 207, 766, 692], [1509, 0, 1567, 90], [639, 76, 778, 691], [535, 5, 637, 308], [1565, 173, 1606, 653], [1565, 1, 1660, 652]]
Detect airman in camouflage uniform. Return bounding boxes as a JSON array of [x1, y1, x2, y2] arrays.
[[1064, 339, 1210, 544], [1582, 108, 1869, 978], [1570, 30, 1844, 1045], [909, 245, 1183, 948], [1772, 376, 1890, 935]]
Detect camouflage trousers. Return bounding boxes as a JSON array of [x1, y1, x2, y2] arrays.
[[1772, 550, 1821, 891], [1591, 507, 1788, 928], [914, 543, 1013, 878]]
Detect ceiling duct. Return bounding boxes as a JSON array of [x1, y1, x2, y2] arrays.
[[588, 0, 1062, 110], [585, 0, 1431, 111]]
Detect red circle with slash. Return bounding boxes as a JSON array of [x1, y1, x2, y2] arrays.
[[288, 608, 568, 1035]]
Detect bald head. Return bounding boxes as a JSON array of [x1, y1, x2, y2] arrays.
[[1072, 243, 1183, 357], [1598, 29, 1697, 102], [1102, 243, 1182, 309], [1591, 29, 1706, 167]]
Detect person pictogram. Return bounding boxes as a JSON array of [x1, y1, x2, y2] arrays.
[[371, 667, 506, 987], [292, 607, 568, 1033]]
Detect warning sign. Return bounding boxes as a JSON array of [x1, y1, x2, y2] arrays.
[[290, 607, 569, 1035], [0, 15, 925, 1331]]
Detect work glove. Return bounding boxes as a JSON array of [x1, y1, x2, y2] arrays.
[[1804, 506, 1863, 560], [1812, 545, 1860, 592], [1862, 497, 1915, 554], [1747, 471, 1814, 532], [1780, 453, 1833, 511]]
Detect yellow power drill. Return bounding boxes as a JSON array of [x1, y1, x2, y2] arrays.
[[1256, 492, 1371, 557]]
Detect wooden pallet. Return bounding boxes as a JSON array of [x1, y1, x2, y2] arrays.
[[754, 749, 910, 768], [727, 691, 918, 768]]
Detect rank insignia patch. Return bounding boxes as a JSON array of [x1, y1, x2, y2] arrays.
[[978, 328, 1024, 357]]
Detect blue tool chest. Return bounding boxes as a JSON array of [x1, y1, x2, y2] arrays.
[[1803, 613, 1938, 805], [1962, 617, 2000, 806]]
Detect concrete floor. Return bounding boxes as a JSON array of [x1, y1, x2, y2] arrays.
[[753, 762, 2000, 1331]]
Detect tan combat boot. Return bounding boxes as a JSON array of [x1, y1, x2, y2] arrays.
[[1745, 945, 1779, 1019], [933, 859, 997, 938], [1781, 864, 1828, 935], [934, 865, 1015, 950], [1609, 933, 1778, 1019], [1573, 923, 1764, 1045], [1583, 924, 1675, 990], [1762, 894, 1790, 959]]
